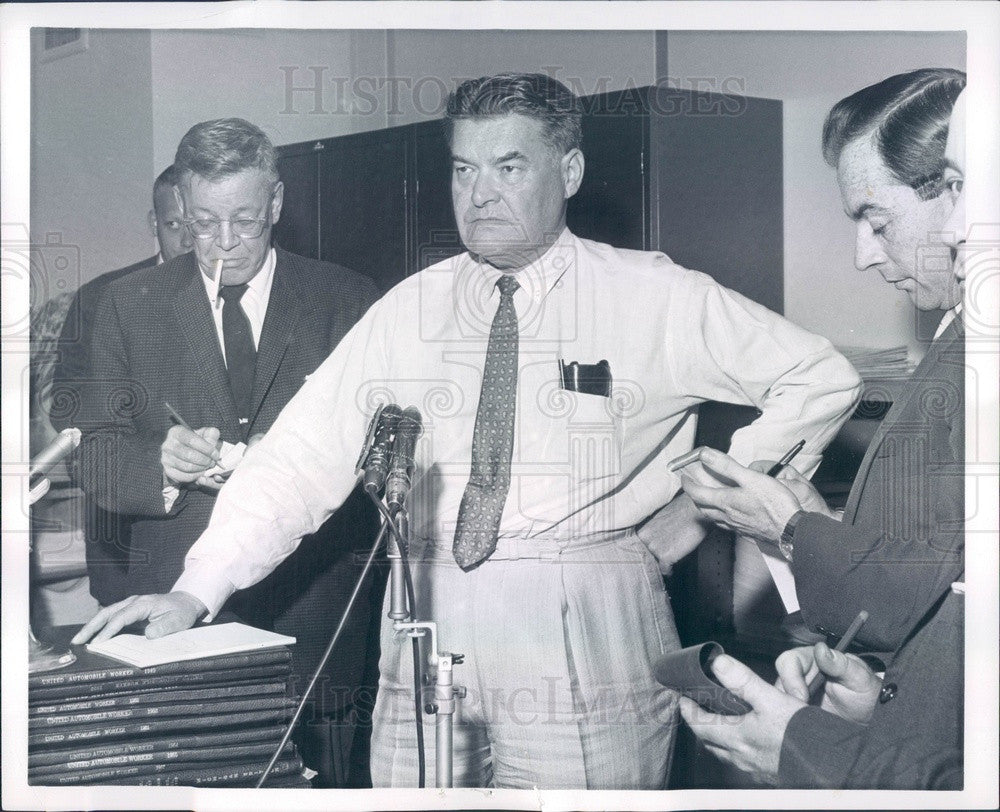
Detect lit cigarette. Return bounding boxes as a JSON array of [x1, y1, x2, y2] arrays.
[[212, 258, 223, 307]]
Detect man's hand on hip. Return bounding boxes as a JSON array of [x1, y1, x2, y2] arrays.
[[678, 653, 804, 786], [162, 425, 222, 486], [637, 494, 711, 574], [71, 591, 207, 645]]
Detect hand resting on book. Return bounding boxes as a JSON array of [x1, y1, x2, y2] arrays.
[[71, 591, 208, 645]]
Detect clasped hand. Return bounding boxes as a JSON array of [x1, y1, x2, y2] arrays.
[[161, 424, 224, 491]]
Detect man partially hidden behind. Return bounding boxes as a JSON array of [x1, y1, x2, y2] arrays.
[[675, 68, 967, 789], [71, 119, 382, 786], [76, 77, 861, 789], [51, 164, 193, 607]]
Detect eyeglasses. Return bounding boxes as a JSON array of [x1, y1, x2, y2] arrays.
[[185, 216, 270, 240]]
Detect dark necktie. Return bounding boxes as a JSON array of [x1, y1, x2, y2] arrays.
[[219, 283, 256, 432], [453, 275, 520, 571]]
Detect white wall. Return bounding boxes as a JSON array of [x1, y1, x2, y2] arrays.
[[31, 28, 154, 289], [149, 29, 386, 176], [386, 29, 656, 125], [668, 31, 966, 359]]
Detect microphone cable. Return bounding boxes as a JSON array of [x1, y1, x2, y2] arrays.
[[255, 517, 389, 788]]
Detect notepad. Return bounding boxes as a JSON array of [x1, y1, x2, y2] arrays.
[[202, 440, 247, 479], [86, 623, 296, 668]]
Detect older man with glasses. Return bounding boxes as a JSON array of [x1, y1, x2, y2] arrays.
[[72, 118, 383, 787]]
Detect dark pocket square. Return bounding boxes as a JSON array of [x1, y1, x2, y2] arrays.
[[558, 359, 612, 397]]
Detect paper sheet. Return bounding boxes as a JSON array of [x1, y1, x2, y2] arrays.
[[757, 545, 800, 613], [86, 622, 295, 668]]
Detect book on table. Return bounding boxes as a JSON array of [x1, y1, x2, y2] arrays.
[[84, 622, 295, 668]]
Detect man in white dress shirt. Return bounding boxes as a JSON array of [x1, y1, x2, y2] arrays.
[[76, 76, 861, 789]]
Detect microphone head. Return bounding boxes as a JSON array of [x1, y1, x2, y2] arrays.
[[355, 403, 403, 488], [397, 406, 422, 439]]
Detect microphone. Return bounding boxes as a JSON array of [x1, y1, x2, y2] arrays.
[[385, 407, 422, 515], [359, 404, 402, 494], [30, 428, 82, 480]]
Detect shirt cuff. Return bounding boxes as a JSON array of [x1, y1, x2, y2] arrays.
[[173, 565, 237, 623], [162, 482, 180, 513]]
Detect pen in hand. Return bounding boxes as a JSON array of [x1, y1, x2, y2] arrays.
[[165, 402, 221, 463], [766, 439, 806, 477], [667, 438, 806, 476], [806, 609, 869, 702], [164, 401, 193, 432]]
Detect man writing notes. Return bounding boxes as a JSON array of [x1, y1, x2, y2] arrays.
[[51, 164, 194, 606], [675, 69, 967, 789], [71, 119, 382, 785], [77, 75, 861, 789]]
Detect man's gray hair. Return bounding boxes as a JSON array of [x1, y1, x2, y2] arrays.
[[444, 73, 583, 155], [173, 118, 278, 183]]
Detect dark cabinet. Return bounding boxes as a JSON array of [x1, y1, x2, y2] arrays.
[[319, 128, 410, 292], [412, 119, 464, 271], [272, 147, 320, 261]]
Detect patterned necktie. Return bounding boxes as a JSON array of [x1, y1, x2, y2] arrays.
[[453, 275, 520, 571], [219, 283, 256, 433]]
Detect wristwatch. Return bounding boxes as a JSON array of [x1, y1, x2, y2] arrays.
[[778, 510, 807, 562]]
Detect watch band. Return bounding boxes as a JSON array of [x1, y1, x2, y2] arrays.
[[779, 509, 807, 562]]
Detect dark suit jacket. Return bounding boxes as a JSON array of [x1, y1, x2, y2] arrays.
[[50, 254, 159, 605], [777, 318, 965, 789], [76, 247, 382, 709]]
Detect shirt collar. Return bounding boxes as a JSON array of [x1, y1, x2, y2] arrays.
[[471, 226, 576, 307], [198, 247, 276, 307], [934, 302, 962, 340]]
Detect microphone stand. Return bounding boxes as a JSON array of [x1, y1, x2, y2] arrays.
[[385, 505, 466, 789]]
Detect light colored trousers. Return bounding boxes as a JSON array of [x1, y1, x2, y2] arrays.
[[370, 530, 681, 788]]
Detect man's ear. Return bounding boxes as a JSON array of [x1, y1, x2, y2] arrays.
[[561, 148, 585, 200], [147, 209, 157, 237], [270, 181, 285, 225]]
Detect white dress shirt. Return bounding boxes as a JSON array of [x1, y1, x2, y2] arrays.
[[175, 229, 862, 617], [198, 247, 276, 354], [934, 304, 961, 341]]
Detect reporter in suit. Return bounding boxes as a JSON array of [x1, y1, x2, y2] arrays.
[[75, 118, 382, 786], [51, 163, 193, 606], [674, 69, 967, 789]]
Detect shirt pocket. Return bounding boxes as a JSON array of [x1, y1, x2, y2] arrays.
[[518, 359, 622, 472]]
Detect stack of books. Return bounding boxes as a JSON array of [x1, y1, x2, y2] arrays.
[[28, 624, 310, 787]]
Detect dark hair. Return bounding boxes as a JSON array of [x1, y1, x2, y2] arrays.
[[443, 73, 583, 154], [152, 164, 181, 198], [823, 68, 966, 200], [173, 118, 278, 183]]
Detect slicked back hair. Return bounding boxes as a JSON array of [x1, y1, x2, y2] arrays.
[[444, 73, 583, 155], [823, 68, 966, 201], [173, 118, 278, 185]]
